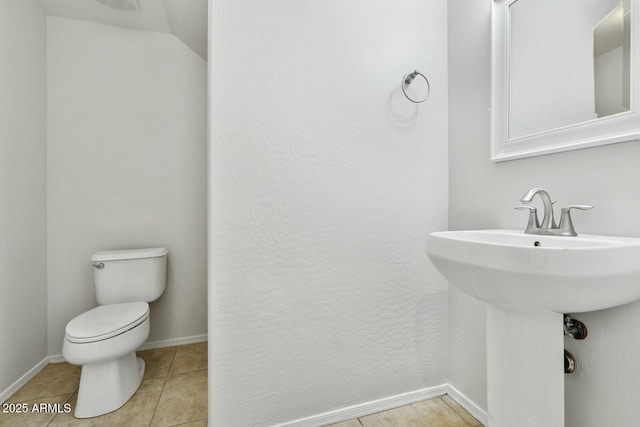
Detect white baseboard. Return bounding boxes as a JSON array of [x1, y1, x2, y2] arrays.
[[445, 384, 488, 426], [137, 333, 208, 351], [48, 334, 208, 364], [269, 383, 488, 427], [0, 357, 49, 404], [272, 384, 449, 427], [47, 354, 66, 363]]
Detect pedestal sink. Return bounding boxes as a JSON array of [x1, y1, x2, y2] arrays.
[[427, 229, 640, 427]]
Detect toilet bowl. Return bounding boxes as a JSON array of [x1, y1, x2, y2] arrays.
[[62, 247, 167, 418], [63, 302, 150, 418]]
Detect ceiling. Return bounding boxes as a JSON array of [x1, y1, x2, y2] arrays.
[[38, 0, 208, 60]]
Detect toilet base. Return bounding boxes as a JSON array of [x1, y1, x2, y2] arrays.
[[74, 353, 145, 418]]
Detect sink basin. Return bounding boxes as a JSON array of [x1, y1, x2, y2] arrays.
[[426, 229, 640, 427], [427, 229, 640, 313]]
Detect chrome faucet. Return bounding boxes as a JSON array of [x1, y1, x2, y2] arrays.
[[520, 188, 556, 229], [516, 188, 593, 236]]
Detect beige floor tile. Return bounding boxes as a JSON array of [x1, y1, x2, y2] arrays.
[[441, 395, 482, 426], [151, 369, 207, 426], [325, 419, 363, 427], [7, 363, 80, 402], [48, 377, 164, 427], [0, 394, 72, 427], [38, 363, 81, 379], [167, 420, 207, 427], [359, 398, 469, 427], [169, 342, 207, 375], [139, 346, 177, 380]]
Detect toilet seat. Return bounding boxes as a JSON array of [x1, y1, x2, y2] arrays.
[[65, 302, 149, 344]]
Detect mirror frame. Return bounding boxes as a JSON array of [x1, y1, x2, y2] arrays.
[[491, 0, 640, 162]]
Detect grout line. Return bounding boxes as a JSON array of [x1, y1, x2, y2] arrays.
[[439, 396, 478, 427], [357, 418, 365, 426], [439, 397, 471, 426], [166, 343, 207, 378], [148, 350, 177, 427], [148, 374, 169, 427], [168, 366, 208, 377], [166, 345, 181, 377], [45, 392, 75, 426], [9, 390, 77, 403], [166, 418, 208, 427]]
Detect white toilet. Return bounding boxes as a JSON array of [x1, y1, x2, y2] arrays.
[[62, 247, 168, 418]]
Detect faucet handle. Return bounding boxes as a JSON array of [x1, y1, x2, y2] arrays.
[[558, 205, 593, 236], [515, 205, 540, 231], [560, 204, 593, 213]]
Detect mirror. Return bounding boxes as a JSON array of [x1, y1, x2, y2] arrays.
[[491, 0, 640, 161], [594, 2, 631, 117]]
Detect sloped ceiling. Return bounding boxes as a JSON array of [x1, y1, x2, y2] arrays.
[[38, 0, 208, 60]]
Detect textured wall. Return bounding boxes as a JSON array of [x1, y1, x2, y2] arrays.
[[209, 1, 449, 425], [0, 0, 48, 398], [47, 17, 207, 356], [448, 0, 640, 425]]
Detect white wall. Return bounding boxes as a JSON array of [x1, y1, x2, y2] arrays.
[[446, 2, 490, 409], [0, 0, 48, 399], [449, 0, 640, 425], [209, 1, 449, 425], [47, 17, 207, 356]]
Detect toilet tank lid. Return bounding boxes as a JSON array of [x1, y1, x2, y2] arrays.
[[91, 247, 168, 262]]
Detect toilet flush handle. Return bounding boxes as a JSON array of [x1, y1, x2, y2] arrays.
[[92, 262, 104, 269]]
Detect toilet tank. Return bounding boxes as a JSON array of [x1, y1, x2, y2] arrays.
[[91, 247, 168, 305]]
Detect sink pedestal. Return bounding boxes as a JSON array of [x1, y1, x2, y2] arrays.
[[427, 229, 640, 426], [487, 307, 564, 427]]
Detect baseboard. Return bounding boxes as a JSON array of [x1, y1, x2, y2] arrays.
[[0, 356, 49, 404], [137, 333, 208, 351], [445, 384, 488, 426], [48, 354, 66, 363], [271, 384, 449, 427], [47, 333, 208, 364], [269, 383, 488, 427]]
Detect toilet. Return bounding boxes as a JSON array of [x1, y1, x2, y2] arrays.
[[62, 247, 168, 418]]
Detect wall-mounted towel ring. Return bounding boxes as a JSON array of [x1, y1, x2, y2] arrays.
[[402, 70, 430, 103]]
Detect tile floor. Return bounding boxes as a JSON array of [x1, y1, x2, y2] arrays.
[[0, 342, 207, 427], [325, 395, 482, 427], [1, 342, 482, 427]]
